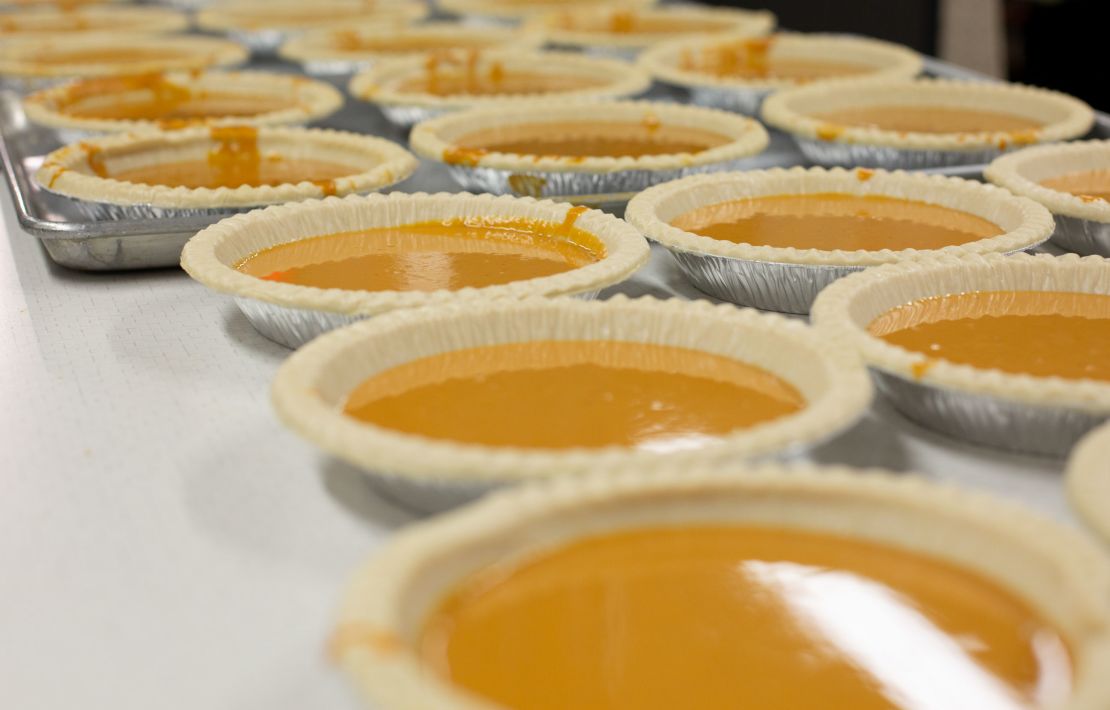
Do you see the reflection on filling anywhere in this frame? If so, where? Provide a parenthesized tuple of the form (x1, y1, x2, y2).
(419, 525, 1071, 710)
(814, 106, 1044, 134)
(870, 290, 1110, 381)
(680, 38, 870, 80)
(398, 56, 604, 96)
(1039, 169, 1110, 203)
(106, 126, 356, 190)
(342, 341, 804, 449)
(236, 212, 602, 292)
(670, 194, 1001, 251)
(449, 120, 731, 160)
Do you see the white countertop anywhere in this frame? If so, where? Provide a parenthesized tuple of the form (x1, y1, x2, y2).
(0, 162, 1074, 710)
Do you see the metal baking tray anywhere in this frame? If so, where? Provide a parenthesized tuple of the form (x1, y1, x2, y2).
(1, 54, 1106, 271)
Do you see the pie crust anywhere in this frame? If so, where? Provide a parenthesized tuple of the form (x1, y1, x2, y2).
(410, 100, 769, 175)
(197, 0, 427, 37)
(437, 0, 656, 24)
(348, 50, 652, 127)
(180, 193, 651, 346)
(985, 140, 1110, 257)
(638, 33, 922, 114)
(270, 295, 871, 494)
(763, 78, 1095, 154)
(23, 71, 344, 138)
(523, 6, 775, 54)
(1067, 421, 1110, 546)
(0, 34, 247, 94)
(279, 22, 543, 76)
(35, 126, 417, 212)
(332, 464, 1110, 710)
(0, 6, 187, 37)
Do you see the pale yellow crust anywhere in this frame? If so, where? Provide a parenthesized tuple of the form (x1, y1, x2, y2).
(0, 33, 247, 79)
(0, 6, 186, 37)
(810, 252, 1110, 414)
(410, 100, 769, 174)
(197, 0, 426, 33)
(181, 192, 650, 317)
(763, 78, 1095, 152)
(270, 295, 872, 483)
(624, 166, 1053, 267)
(334, 464, 1110, 710)
(438, 0, 656, 22)
(523, 6, 774, 51)
(23, 71, 344, 135)
(986, 140, 1110, 223)
(1067, 422, 1110, 546)
(638, 32, 922, 92)
(348, 50, 651, 112)
(35, 126, 417, 209)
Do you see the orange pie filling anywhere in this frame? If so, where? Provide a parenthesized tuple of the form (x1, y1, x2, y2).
(445, 120, 732, 162)
(556, 11, 732, 36)
(870, 290, 1110, 381)
(396, 57, 605, 97)
(416, 525, 1072, 710)
(670, 193, 1002, 251)
(814, 106, 1044, 135)
(1038, 169, 1110, 203)
(236, 212, 603, 292)
(341, 340, 804, 450)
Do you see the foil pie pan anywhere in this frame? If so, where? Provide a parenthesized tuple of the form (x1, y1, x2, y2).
(226, 29, 290, 56)
(56, 196, 250, 222)
(794, 137, 1003, 170)
(872, 368, 1106, 457)
(1051, 214, 1110, 257)
(379, 104, 448, 128)
(687, 85, 772, 117)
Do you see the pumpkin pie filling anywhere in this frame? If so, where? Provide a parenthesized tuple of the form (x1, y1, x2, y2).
(814, 106, 1044, 134)
(342, 340, 804, 450)
(236, 213, 603, 292)
(555, 11, 731, 36)
(1039, 169, 1110, 203)
(870, 290, 1110, 381)
(418, 525, 1071, 710)
(670, 194, 1002, 251)
(447, 120, 732, 160)
(396, 58, 604, 97)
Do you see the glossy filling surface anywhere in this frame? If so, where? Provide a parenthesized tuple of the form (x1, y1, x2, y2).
(870, 290, 1110, 381)
(236, 213, 603, 292)
(670, 194, 1001, 251)
(420, 525, 1071, 710)
(343, 341, 804, 450)
(1039, 169, 1110, 203)
(449, 120, 731, 160)
(815, 106, 1044, 134)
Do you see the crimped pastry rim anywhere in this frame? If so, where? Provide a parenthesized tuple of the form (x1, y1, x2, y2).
(624, 166, 1054, 267)
(638, 32, 922, 92)
(0, 33, 248, 79)
(0, 5, 187, 37)
(410, 100, 769, 174)
(1067, 422, 1110, 546)
(22, 71, 344, 135)
(270, 294, 872, 481)
(278, 22, 542, 66)
(809, 252, 1110, 414)
(437, 0, 656, 22)
(985, 140, 1110, 223)
(196, 0, 425, 33)
(762, 77, 1095, 152)
(333, 464, 1110, 710)
(35, 126, 417, 209)
(180, 192, 651, 317)
(523, 6, 774, 50)
(348, 50, 652, 111)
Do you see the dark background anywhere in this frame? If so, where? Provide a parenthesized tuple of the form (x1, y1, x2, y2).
(704, 0, 1109, 112)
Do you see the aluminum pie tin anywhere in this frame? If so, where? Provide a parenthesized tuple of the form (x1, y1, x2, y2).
(791, 137, 1007, 170)
(270, 295, 872, 513)
(984, 140, 1110, 257)
(179, 192, 651, 349)
(810, 253, 1110, 457)
(624, 166, 1055, 314)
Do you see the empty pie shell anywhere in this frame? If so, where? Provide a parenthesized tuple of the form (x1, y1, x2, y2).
(270, 295, 871, 511)
(180, 192, 651, 348)
(763, 78, 1095, 169)
(1067, 421, 1110, 546)
(410, 100, 769, 198)
(810, 253, 1110, 456)
(624, 166, 1053, 313)
(348, 50, 652, 127)
(985, 140, 1110, 257)
(332, 463, 1110, 709)
(638, 33, 922, 115)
